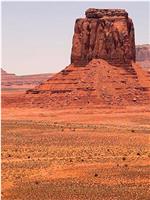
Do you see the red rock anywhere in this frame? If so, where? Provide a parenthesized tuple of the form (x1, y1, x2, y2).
(25, 9, 150, 107)
(71, 8, 135, 67)
(136, 44, 150, 61)
(136, 44, 150, 72)
(26, 59, 150, 107)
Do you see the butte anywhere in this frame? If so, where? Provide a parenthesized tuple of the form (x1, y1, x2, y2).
(27, 8, 150, 107)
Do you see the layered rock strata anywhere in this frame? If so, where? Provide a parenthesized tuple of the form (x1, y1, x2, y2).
(136, 44, 150, 61)
(1, 68, 53, 89)
(26, 9, 150, 107)
(71, 8, 135, 67)
(136, 44, 150, 72)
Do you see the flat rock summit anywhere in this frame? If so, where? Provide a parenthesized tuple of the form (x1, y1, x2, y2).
(25, 9, 150, 107)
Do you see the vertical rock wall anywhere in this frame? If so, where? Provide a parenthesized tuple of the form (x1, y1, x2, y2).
(71, 8, 135, 66)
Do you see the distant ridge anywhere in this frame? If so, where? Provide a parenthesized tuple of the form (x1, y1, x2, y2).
(1, 68, 54, 89)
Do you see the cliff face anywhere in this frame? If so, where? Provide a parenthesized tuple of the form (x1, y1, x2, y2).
(136, 44, 150, 71)
(136, 44, 150, 61)
(71, 8, 135, 67)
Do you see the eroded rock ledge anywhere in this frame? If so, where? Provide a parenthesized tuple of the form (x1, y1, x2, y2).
(85, 8, 128, 18)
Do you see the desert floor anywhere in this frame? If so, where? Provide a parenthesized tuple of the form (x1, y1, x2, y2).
(1, 90, 150, 200)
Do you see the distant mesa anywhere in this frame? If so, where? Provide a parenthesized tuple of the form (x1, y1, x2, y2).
(1, 68, 16, 76)
(1, 68, 54, 90)
(136, 44, 150, 61)
(85, 8, 128, 18)
(136, 44, 150, 71)
(14, 9, 150, 106)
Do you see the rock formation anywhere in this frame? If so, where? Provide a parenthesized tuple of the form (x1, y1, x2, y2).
(1, 68, 16, 77)
(71, 8, 135, 67)
(136, 44, 150, 71)
(136, 44, 150, 61)
(1, 68, 54, 89)
(26, 9, 150, 107)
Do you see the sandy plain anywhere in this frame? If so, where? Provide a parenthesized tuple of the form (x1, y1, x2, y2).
(1, 89, 150, 200)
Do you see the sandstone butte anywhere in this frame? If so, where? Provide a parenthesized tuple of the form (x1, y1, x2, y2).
(26, 9, 150, 107)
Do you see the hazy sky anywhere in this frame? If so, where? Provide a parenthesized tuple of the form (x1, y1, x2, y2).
(2, 1, 150, 75)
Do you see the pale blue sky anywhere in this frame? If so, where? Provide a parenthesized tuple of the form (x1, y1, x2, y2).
(2, 1, 150, 75)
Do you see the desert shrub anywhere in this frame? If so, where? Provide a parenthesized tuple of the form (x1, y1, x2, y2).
(122, 157, 126, 161)
(35, 181, 39, 185)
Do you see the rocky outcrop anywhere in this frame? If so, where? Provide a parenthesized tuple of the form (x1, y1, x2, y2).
(136, 44, 150, 72)
(25, 58, 150, 107)
(1, 68, 54, 89)
(26, 9, 150, 107)
(71, 8, 135, 66)
(1, 68, 15, 76)
(136, 44, 150, 61)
